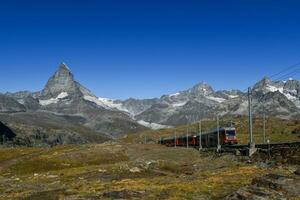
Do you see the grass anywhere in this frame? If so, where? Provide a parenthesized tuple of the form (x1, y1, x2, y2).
(0, 117, 299, 199)
(0, 144, 128, 176)
(0, 148, 40, 162)
(0, 143, 269, 199)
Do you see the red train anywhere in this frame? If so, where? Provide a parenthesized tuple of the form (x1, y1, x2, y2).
(160, 127, 238, 148)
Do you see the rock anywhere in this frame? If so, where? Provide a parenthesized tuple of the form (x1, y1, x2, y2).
(103, 189, 145, 199)
(61, 163, 71, 167)
(98, 169, 107, 173)
(144, 160, 157, 169)
(252, 174, 285, 189)
(225, 185, 285, 200)
(129, 167, 141, 173)
(294, 169, 300, 175)
(225, 173, 300, 199)
(47, 175, 59, 178)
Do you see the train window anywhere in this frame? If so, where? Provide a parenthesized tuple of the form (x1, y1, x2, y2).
(226, 130, 235, 136)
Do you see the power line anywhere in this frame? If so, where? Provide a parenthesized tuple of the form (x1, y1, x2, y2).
(269, 62, 300, 79)
(274, 69, 300, 82)
(242, 61, 300, 93)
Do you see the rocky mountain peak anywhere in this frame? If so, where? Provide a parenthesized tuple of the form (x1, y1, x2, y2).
(284, 79, 300, 92)
(59, 62, 71, 71)
(252, 77, 286, 93)
(253, 77, 273, 89)
(190, 82, 214, 95)
(41, 63, 78, 98)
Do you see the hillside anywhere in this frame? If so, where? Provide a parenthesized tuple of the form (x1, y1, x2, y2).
(0, 112, 109, 146)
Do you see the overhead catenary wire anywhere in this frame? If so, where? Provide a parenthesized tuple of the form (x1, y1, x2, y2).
(269, 62, 300, 79)
(240, 61, 300, 93)
(273, 68, 300, 82)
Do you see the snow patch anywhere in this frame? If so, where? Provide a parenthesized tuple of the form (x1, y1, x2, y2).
(228, 95, 239, 98)
(266, 85, 283, 93)
(137, 120, 172, 130)
(57, 92, 68, 99)
(83, 95, 130, 113)
(169, 92, 180, 97)
(283, 93, 297, 101)
(206, 96, 226, 103)
(172, 101, 187, 107)
(286, 89, 297, 95)
(39, 92, 68, 106)
(61, 62, 70, 70)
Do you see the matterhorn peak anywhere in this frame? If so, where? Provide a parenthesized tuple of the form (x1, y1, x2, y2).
(40, 63, 78, 98)
(59, 62, 71, 71)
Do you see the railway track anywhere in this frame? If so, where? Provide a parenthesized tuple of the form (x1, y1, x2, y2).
(224, 141, 300, 150)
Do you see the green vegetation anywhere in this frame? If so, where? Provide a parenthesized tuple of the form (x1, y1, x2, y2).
(0, 142, 293, 199)
(0, 117, 299, 199)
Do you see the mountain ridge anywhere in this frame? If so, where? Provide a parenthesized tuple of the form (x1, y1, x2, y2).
(1, 63, 300, 142)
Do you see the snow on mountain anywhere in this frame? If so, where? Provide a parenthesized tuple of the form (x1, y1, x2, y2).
(228, 95, 239, 98)
(40, 63, 78, 99)
(266, 85, 284, 93)
(253, 77, 300, 103)
(39, 92, 68, 106)
(137, 120, 172, 130)
(83, 95, 130, 113)
(171, 101, 188, 107)
(283, 93, 297, 101)
(206, 96, 226, 103)
(169, 92, 180, 97)
(189, 82, 214, 95)
(6, 62, 300, 132)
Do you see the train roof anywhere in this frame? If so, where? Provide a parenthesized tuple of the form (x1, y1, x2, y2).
(161, 127, 235, 141)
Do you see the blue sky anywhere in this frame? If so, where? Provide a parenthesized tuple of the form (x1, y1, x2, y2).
(1, 0, 300, 99)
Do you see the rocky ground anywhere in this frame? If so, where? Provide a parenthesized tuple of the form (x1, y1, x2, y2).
(0, 141, 299, 200)
(226, 171, 300, 200)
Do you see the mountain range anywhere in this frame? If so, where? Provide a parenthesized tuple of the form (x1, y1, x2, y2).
(1, 63, 300, 145)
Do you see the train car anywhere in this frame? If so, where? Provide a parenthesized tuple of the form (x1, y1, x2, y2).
(160, 127, 238, 148)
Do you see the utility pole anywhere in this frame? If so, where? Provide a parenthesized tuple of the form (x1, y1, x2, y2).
(263, 112, 266, 144)
(248, 87, 253, 144)
(174, 130, 177, 148)
(186, 128, 189, 148)
(199, 120, 202, 150)
(217, 115, 221, 152)
(248, 87, 256, 156)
